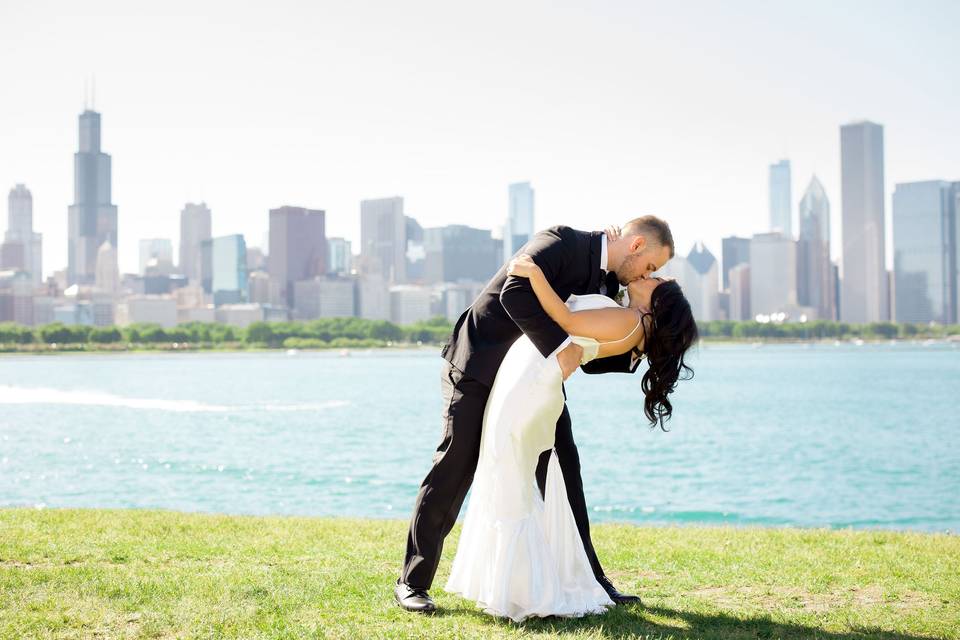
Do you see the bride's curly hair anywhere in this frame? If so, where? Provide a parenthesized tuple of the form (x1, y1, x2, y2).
(638, 279, 698, 430)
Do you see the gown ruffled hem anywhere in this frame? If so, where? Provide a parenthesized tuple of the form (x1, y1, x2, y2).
(444, 450, 615, 622)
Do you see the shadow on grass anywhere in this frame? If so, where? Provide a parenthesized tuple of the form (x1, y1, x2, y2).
(434, 603, 937, 639)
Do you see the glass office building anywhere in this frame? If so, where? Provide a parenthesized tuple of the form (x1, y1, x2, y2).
(892, 180, 959, 324)
(209, 234, 248, 305)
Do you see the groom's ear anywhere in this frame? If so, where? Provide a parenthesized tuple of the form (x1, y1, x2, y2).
(631, 235, 647, 253)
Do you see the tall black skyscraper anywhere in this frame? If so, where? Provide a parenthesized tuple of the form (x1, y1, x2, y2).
(67, 109, 117, 285)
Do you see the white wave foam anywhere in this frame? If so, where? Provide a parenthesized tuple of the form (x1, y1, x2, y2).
(0, 386, 350, 413)
(0, 385, 231, 412)
(258, 401, 351, 411)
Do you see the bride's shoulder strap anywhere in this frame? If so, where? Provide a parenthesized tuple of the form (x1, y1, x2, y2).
(595, 308, 643, 346)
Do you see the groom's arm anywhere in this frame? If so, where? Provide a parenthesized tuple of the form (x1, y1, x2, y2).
(499, 226, 575, 359)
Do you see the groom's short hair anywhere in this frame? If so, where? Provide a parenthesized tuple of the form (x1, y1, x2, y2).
(623, 215, 675, 258)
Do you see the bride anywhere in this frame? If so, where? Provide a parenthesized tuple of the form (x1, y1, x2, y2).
(444, 254, 698, 622)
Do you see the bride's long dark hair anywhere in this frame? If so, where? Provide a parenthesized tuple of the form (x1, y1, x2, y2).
(638, 279, 698, 430)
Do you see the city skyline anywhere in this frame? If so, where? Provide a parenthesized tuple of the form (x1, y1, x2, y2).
(3, 101, 959, 327)
(1, 2, 958, 276)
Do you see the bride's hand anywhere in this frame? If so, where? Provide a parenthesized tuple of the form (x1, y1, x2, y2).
(507, 254, 541, 279)
(604, 225, 621, 243)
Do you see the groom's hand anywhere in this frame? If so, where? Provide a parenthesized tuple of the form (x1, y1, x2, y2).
(557, 342, 584, 381)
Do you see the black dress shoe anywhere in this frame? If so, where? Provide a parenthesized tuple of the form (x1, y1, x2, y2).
(394, 579, 437, 613)
(597, 575, 642, 605)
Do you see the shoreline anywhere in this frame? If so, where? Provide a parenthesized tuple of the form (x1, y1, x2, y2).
(1, 506, 955, 536)
(2, 335, 958, 355)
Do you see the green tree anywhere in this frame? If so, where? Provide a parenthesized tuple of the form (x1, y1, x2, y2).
(0, 322, 35, 344)
(89, 327, 123, 343)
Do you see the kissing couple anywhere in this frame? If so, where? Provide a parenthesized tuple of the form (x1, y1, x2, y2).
(395, 216, 699, 621)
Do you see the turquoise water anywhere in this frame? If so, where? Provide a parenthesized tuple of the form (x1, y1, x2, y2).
(1, 343, 957, 532)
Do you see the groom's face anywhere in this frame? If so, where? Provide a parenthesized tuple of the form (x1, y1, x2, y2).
(617, 236, 672, 285)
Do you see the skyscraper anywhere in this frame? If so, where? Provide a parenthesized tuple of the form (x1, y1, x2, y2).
(94, 241, 119, 294)
(892, 180, 959, 324)
(504, 182, 535, 261)
(721, 236, 751, 290)
(769, 160, 792, 237)
(268, 205, 326, 308)
(728, 263, 751, 321)
(750, 232, 797, 316)
(360, 196, 406, 283)
(179, 202, 212, 282)
(797, 175, 835, 320)
(424, 224, 501, 284)
(685, 242, 720, 322)
(210, 234, 248, 305)
(67, 109, 117, 286)
(840, 120, 887, 323)
(3, 184, 42, 285)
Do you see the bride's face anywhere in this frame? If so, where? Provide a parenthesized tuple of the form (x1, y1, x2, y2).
(626, 276, 665, 311)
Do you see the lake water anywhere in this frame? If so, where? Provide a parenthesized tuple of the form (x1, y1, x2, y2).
(1, 343, 958, 532)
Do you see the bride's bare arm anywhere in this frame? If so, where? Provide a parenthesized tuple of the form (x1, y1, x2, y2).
(507, 255, 643, 351)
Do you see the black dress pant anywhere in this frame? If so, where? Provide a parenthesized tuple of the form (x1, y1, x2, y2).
(401, 360, 605, 590)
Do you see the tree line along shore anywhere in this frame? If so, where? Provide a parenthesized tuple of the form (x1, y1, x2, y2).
(0, 317, 958, 353)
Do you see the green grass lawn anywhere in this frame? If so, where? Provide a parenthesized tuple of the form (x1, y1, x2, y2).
(1, 508, 957, 639)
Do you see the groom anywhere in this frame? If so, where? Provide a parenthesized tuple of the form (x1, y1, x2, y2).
(395, 216, 675, 613)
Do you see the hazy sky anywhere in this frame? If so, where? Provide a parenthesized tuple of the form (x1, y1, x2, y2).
(1, 0, 957, 275)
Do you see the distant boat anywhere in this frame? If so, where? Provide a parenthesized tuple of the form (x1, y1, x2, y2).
(853, 339, 865, 346)
(286, 349, 299, 356)
(339, 349, 350, 357)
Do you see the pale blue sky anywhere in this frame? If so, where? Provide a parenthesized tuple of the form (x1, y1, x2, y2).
(1, 0, 957, 274)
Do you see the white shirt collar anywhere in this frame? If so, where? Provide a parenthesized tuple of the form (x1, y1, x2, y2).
(600, 233, 608, 272)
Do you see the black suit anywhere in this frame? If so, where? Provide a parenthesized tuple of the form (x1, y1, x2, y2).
(401, 225, 640, 590)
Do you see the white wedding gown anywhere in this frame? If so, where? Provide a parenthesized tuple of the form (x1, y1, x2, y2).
(444, 294, 627, 622)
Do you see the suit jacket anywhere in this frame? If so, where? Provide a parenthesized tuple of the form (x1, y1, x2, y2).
(441, 225, 641, 387)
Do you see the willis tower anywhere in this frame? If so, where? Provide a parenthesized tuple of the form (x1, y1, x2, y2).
(67, 109, 117, 285)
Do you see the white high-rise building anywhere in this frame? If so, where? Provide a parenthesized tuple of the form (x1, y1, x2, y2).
(360, 197, 406, 283)
(840, 121, 888, 323)
(750, 232, 797, 317)
(728, 263, 751, 321)
(686, 242, 720, 322)
(179, 202, 212, 282)
(504, 182, 535, 262)
(94, 241, 119, 295)
(4, 184, 42, 286)
(769, 160, 792, 237)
